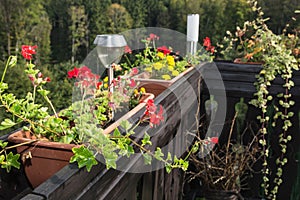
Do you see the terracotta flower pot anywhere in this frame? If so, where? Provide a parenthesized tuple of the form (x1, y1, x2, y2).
(7, 93, 154, 188)
(134, 67, 194, 96)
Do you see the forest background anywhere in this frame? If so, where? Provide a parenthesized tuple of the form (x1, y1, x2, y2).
(0, 0, 299, 134)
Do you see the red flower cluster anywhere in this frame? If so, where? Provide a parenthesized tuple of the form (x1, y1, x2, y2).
(68, 66, 101, 89)
(210, 137, 219, 144)
(129, 67, 139, 76)
(157, 46, 171, 55)
(143, 99, 164, 127)
(203, 136, 219, 145)
(203, 37, 215, 54)
(124, 45, 132, 54)
(147, 33, 159, 41)
(21, 45, 37, 60)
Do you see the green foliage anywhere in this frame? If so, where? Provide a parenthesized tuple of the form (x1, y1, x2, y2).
(70, 146, 98, 172)
(120, 0, 148, 28)
(69, 5, 89, 64)
(0, 0, 51, 62)
(1, 0, 300, 64)
(107, 3, 133, 33)
(0, 52, 189, 175)
(239, 1, 300, 199)
(1, 152, 21, 172)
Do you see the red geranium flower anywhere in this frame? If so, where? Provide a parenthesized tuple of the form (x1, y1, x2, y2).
(44, 77, 51, 82)
(21, 45, 37, 60)
(149, 105, 164, 126)
(68, 67, 79, 78)
(203, 37, 211, 48)
(147, 33, 159, 41)
(203, 37, 215, 54)
(96, 82, 102, 90)
(129, 79, 136, 88)
(142, 99, 164, 127)
(210, 137, 219, 144)
(125, 45, 132, 54)
(130, 68, 139, 76)
(157, 46, 171, 55)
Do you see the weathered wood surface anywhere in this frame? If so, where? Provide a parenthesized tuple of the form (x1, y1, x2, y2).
(17, 62, 205, 200)
(210, 61, 300, 98)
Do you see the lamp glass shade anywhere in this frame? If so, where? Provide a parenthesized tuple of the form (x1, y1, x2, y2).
(94, 34, 127, 68)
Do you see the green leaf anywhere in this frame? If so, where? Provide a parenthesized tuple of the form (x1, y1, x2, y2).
(103, 151, 118, 169)
(120, 120, 132, 131)
(142, 133, 152, 146)
(1, 152, 20, 172)
(8, 56, 17, 68)
(166, 152, 172, 161)
(0, 119, 16, 130)
(142, 153, 152, 165)
(0, 155, 5, 163)
(191, 143, 199, 153)
(37, 89, 50, 97)
(0, 82, 8, 91)
(59, 134, 74, 144)
(113, 128, 121, 137)
(70, 146, 98, 172)
(0, 140, 8, 148)
(165, 163, 172, 174)
(154, 147, 164, 161)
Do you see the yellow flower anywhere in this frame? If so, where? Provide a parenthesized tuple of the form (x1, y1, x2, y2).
(153, 62, 163, 70)
(166, 55, 175, 66)
(140, 87, 146, 93)
(103, 76, 108, 82)
(134, 89, 139, 95)
(162, 74, 171, 80)
(145, 67, 152, 73)
(168, 65, 174, 71)
(104, 83, 108, 88)
(157, 51, 165, 59)
(172, 70, 179, 76)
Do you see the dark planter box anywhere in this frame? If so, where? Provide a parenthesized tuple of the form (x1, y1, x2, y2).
(197, 60, 300, 199)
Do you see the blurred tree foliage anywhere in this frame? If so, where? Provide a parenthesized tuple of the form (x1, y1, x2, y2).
(0, 0, 299, 136)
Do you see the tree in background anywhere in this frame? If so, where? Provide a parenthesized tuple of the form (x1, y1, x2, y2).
(120, 0, 148, 28)
(258, 0, 300, 34)
(0, 0, 51, 63)
(45, 0, 72, 63)
(107, 3, 133, 33)
(69, 5, 89, 64)
(84, 0, 112, 52)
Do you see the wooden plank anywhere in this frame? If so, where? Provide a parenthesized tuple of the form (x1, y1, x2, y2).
(153, 169, 164, 200)
(201, 62, 300, 98)
(20, 194, 45, 200)
(29, 163, 104, 200)
(142, 173, 153, 200)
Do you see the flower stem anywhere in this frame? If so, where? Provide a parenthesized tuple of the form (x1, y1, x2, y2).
(124, 55, 132, 67)
(33, 85, 37, 104)
(1, 56, 13, 83)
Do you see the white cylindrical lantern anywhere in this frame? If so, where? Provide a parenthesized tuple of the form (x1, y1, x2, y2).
(187, 14, 199, 56)
(187, 14, 199, 42)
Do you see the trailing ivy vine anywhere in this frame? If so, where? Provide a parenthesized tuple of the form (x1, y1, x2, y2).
(248, 2, 300, 199)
